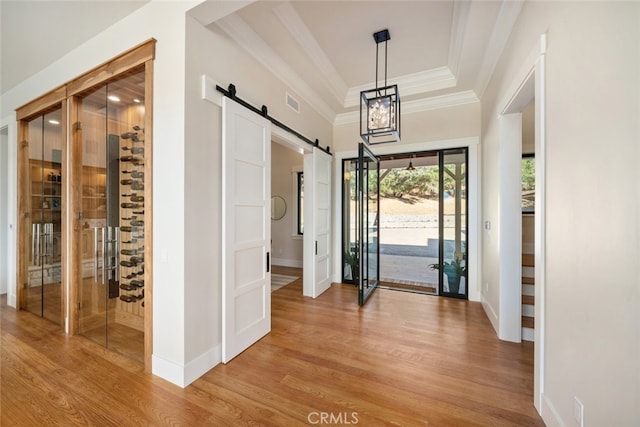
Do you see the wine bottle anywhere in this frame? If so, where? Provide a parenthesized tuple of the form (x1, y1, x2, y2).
(120, 179, 142, 186)
(119, 283, 137, 291)
(120, 155, 143, 162)
(130, 196, 144, 202)
(130, 279, 144, 287)
(120, 203, 143, 209)
(130, 220, 144, 227)
(131, 171, 144, 179)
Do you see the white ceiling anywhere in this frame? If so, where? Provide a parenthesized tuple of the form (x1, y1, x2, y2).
(1, 0, 522, 123)
(210, 0, 522, 122)
(0, 0, 149, 93)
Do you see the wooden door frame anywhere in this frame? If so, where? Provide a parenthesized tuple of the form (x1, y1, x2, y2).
(497, 34, 547, 412)
(15, 39, 156, 372)
(16, 91, 68, 326)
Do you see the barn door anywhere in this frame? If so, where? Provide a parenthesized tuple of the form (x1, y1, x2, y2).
(222, 98, 271, 363)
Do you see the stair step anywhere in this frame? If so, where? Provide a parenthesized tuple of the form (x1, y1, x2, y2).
(522, 295, 534, 305)
(522, 266, 535, 278)
(522, 276, 535, 285)
(522, 253, 535, 267)
(522, 316, 534, 329)
(522, 327, 534, 342)
(522, 304, 535, 317)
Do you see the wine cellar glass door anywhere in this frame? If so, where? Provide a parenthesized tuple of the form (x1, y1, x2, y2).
(76, 70, 146, 362)
(23, 109, 64, 324)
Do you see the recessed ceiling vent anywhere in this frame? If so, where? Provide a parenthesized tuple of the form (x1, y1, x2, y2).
(286, 92, 300, 113)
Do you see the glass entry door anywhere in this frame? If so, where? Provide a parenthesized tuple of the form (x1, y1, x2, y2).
(439, 148, 468, 297)
(357, 143, 380, 306)
(342, 147, 468, 299)
(75, 69, 146, 362)
(23, 109, 64, 324)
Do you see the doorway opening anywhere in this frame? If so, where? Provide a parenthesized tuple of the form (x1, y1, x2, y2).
(270, 141, 304, 292)
(1, 126, 9, 298)
(342, 147, 468, 299)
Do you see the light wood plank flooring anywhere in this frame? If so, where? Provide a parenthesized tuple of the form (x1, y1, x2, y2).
(1, 275, 543, 426)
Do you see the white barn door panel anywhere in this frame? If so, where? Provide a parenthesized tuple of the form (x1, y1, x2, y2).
(222, 98, 271, 363)
(303, 147, 332, 298)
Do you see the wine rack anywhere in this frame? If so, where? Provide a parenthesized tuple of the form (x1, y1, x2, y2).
(116, 124, 145, 329)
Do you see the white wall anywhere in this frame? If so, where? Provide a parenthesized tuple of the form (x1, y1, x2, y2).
(0, 116, 17, 306)
(522, 100, 534, 254)
(482, 1, 640, 425)
(522, 100, 535, 155)
(0, 126, 8, 295)
(333, 102, 480, 153)
(183, 7, 332, 384)
(271, 142, 303, 267)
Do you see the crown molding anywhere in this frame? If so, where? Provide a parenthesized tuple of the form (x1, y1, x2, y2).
(273, 2, 348, 105)
(334, 90, 478, 126)
(343, 67, 456, 108)
(448, 0, 471, 78)
(215, 13, 336, 123)
(474, 0, 524, 98)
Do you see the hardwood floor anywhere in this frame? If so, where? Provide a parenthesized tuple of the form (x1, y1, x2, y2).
(1, 278, 543, 426)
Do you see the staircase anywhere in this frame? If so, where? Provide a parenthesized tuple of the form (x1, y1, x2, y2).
(521, 253, 535, 341)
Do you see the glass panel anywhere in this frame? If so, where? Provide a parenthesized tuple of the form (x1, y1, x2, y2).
(42, 109, 63, 323)
(342, 159, 357, 283)
(377, 152, 440, 294)
(522, 155, 535, 213)
(25, 109, 63, 323)
(297, 172, 304, 234)
(343, 147, 469, 299)
(78, 85, 108, 348)
(77, 70, 145, 362)
(26, 116, 44, 318)
(441, 149, 467, 297)
(357, 143, 380, 306)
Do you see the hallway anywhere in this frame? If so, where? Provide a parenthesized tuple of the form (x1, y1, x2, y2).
(2, 280, 542, 425)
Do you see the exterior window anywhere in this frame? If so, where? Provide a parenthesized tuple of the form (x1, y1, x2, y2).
(297, 172, 304, 234)
(522, 154, 535, 213)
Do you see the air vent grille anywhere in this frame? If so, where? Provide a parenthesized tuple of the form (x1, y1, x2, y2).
(286, 93, 300, 113)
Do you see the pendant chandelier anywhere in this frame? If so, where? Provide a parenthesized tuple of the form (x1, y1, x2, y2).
(360, 29, 401, 145)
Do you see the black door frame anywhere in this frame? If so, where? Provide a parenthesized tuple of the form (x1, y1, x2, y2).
(342, 147, 469, 300)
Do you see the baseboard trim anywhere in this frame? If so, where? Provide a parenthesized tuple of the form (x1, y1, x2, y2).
(272, 258, 303, 268)
(7, 293, 16, 308)
(481, 298, 499, 336)
(184, 345, 221, 386)
(152, 355, 187, 387)
(152, 345, 221, 388)
(541, 393, 565, 427)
